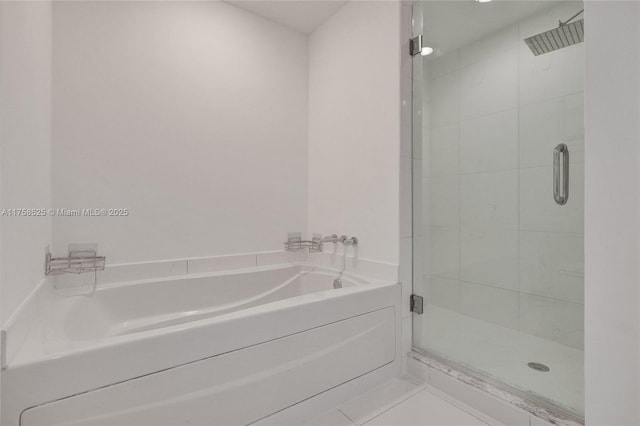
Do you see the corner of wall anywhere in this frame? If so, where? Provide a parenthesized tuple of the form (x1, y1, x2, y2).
(584, 2, 640, 425)
(307, 1, 402, 266)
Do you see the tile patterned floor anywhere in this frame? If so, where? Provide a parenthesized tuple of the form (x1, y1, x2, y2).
(305, 377, 505, 426)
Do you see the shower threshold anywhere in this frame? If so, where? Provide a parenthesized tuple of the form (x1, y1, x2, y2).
(408, 350, 584, 426)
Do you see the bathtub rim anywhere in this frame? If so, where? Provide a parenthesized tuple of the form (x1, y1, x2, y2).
(50, 264, 366, 344)
(73, 263, 369, 293)
(8, 263, 394, 368)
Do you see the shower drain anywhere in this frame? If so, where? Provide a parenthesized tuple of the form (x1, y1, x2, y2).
(527, 362, 550, 372)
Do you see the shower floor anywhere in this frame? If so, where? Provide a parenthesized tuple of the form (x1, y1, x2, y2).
(415, 305, 584, 417)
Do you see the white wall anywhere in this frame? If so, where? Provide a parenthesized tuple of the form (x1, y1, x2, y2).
(52, 1, 308, 264)
(308, 1, 401, 265)
(420, 2, 584, 349)
(0, 1, 52, 325)
(584, 2, 640, 425)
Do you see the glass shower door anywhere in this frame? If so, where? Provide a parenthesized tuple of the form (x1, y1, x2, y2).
(411, 1, 585, 419)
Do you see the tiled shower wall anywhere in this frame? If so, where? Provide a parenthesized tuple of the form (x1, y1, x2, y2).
(420, 3, 584, 349)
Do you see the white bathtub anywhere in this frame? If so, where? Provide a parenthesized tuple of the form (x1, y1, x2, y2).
(1, 264, 399, 425)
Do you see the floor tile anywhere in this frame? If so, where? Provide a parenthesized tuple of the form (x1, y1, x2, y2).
(339, 377, 424, 425)
(363, 389, 489, 426)
(428, 372, 528, 426)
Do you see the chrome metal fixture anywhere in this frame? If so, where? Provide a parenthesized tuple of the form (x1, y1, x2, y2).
(527, 362, 551, 372)
(45, 248, 105, 275)
(410, 35, 433, 57)
(524, 9, 584, 56)
(410, 294, 424, 314)
(285, 233, 358, 252)
(284, 232, 323, 252)
(321, 234, 346, 244)
(410, 35, 423, 56)
(333, 278, 343, 289)
(342, 235, 359, 246)
(553, 143, 569, 205)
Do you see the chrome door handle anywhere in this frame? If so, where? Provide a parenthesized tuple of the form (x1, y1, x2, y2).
(553, 144, 569, 205)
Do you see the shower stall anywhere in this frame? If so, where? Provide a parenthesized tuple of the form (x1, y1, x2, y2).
(411, 0, 584, 421)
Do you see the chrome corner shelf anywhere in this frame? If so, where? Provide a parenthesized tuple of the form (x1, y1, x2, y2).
(45, 251, 106, 275)
(285, 232, 323, 253)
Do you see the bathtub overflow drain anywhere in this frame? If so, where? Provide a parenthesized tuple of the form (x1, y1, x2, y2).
(333, 278, 343, 289)
(527, 362, 550, 372)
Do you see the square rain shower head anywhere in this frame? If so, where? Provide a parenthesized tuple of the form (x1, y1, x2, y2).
(524, 19, 584, 56)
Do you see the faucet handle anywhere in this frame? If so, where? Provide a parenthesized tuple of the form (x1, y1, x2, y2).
(343, 236, 358, 246)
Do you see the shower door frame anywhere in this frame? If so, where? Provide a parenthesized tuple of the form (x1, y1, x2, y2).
(406, 2, 585, 424)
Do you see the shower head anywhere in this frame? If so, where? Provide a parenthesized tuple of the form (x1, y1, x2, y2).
(524, 10, 584, 56)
